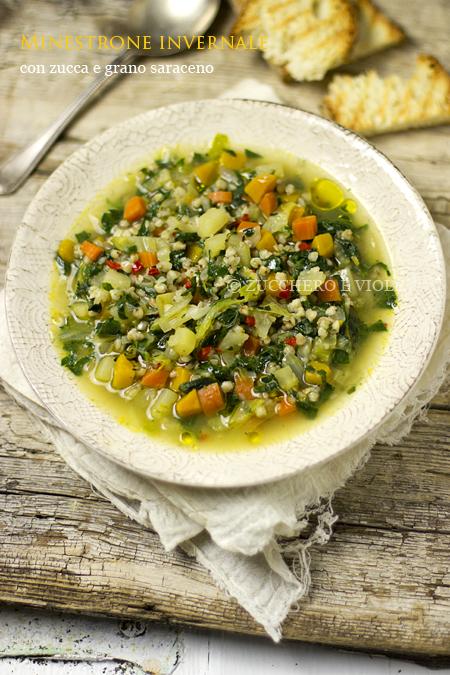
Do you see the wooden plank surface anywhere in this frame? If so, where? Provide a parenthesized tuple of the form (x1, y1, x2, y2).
(0, 0, 449, 660)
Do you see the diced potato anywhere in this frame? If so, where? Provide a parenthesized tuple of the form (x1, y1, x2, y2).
(220, 150, 246, 170)
(244, 174, 277, 203)
(198, 207, 230, 238)
(112, 354, 134, 389)
(168, 326, 197, 356)
(194, 161, 218, 186)
(205, 231, 228, 257)
(296, 268, 326, 296)
(102, 268, 131, 290)
(95, 356, 115, 383)
(176, 389, 202, 417)
(155, 292, 175, 314)
(228, 233, 251, 266)
(274, 365, 298, 391)
(58, 239, 75, 263)
(312, 233, 334, 258)
(219, 325, 248, 352)
(264, 202, 294, 233)
(150, 388, 178, 420)
(111, 236, 157, 252)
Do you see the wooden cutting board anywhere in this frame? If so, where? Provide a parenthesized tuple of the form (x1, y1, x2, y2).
(0, 0, 449, 662)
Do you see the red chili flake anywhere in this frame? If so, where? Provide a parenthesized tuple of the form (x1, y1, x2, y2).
(184, 279, 192, 289)
(240, 213, 250, 222)
(131, 260, 144, 274)
(106, 259, 121, 270)
(284, 336, 297, 346)
(298, 242, 312, 251)
(147, 266, 160, 276)
(279, 289, 291, 300)
(244, 315, 256, 327)
(198, 346, 213, 361)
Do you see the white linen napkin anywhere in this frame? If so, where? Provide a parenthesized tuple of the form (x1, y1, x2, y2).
(1, 82, 449, 640)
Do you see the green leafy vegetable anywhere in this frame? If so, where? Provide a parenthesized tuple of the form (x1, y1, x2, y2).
(101, 208, 122, 233)
(95, 318, 122, 336)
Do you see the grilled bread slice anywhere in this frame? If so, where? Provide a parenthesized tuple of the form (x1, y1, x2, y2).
(349, 0, 405, 61)
(233, 0, 356, 82)
(323, 54, 450, 135)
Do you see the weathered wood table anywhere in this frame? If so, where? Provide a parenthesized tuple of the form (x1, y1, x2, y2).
(0, 0, 449, 662)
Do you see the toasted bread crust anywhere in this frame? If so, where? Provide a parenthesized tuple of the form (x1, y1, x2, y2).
(323, 54, 450, 135)
(349, 0, 405, 61)
(232, 0, 356, 82)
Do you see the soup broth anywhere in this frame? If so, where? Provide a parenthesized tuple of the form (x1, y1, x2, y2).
(51, 136, 396, 451)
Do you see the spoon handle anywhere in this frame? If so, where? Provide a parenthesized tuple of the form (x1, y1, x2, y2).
(0, 50, 136, 195)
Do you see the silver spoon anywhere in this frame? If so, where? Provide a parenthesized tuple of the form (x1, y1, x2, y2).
(0, 0, 220, 195)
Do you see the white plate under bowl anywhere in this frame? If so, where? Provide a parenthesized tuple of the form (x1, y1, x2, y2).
(5, 100, 445, 487)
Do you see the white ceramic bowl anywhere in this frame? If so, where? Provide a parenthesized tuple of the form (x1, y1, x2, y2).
(5, 99, 445, 487)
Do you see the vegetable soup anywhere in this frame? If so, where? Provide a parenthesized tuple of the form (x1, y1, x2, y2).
(51, 135, 396, 450)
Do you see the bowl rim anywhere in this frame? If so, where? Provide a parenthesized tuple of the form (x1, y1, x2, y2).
(5, 98, 446, 487)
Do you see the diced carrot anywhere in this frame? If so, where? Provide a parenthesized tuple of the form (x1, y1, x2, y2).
(316, 278, 342, 303)
(237, 221, 260, 232)
(208, 191, 232, 204)
(141, 365, 170, 389)
(243, 335, 260, 356)
(259, 191, 278, 216)
(198, 382, 225, 416)
(276, 397, 297, 416)
(124, 196, 147, 223)
(244, 175, 277, 203)
(235, 375, 255, 400)
(256, 229, 276, 251)
(139, 251, 158, 267)
(176, 389, 202, 418)
(194, 161, 218, 186)
(292, 215, 318, 241)
(171, 366, 191, 391)
(80, 240, 104, 261)
(288, 205, 305, 224)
